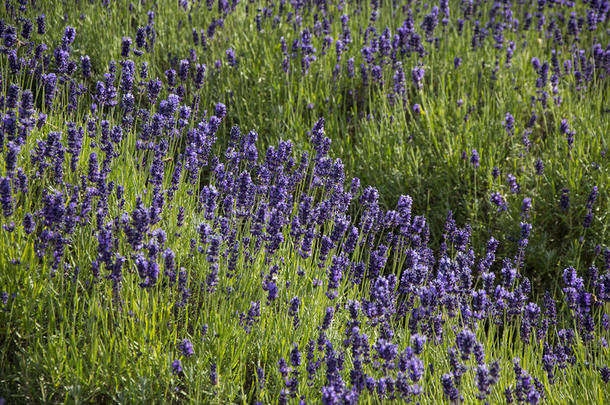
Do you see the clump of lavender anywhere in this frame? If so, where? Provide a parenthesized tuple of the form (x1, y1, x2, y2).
(504, 112, 515, 135)
(490, 192, 507, 212)
(179, 339, 194, 357)
(559, 119, 575, 154)
(0, 178, 13, 217)
(171, 359, 183, 375)
(411, 66, 425, 89)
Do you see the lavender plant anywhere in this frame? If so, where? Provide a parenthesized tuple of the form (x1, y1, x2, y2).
(0, 0, 609, 404)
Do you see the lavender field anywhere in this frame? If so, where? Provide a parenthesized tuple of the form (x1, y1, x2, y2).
(0, 0, 609, 403)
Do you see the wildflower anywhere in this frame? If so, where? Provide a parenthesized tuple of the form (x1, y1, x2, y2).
(62, 26, 76, 46)
(210, 363, 218, 385)
(407, 356, 424, 382)
(179, 339, 194, 357)
(43, 74, 57, 108)
(6, 84, 19, 110)
(535, 158, 544, 175)
(490, 192, 507, 211)
(3, 25, 17, 48)
(179, 59, 189, 81)
(504, 112, 515, 135)
(0, 178, 13, 217)
(37, 14, 46, 35)
(587, 186, 598, 208)
(171, 359, 183, 375)
(23, 212, 36, 235)
(470, 149, 480, 168)
(226, 48, 237, 67)
(600, 367, 610, 383)
(327, 255, 346, 292)
(5, 142, 19, 177)
(255, 366, 265, 390)
(441, 373, 461, 402)
(411, 66, 425, 89)
(215, 102, 227, 119)
(521, 198, 532, 218)
(456, 329, 477, 361)
(121, 37, 131, 58)
(507, 174, 520, 194)
(79, 55, 92, 79)
(321, 306, 334, 330)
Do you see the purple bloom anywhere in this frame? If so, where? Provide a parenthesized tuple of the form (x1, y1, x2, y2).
(507, 174, 520, 194)
(62, 26, 76, 46)
(121, 37, 131, 58)
(534, 158, 544, 175)
(521, 198, 532, 218)
(23, 212, 36, 235)
(327, 255, 346, 292)
(3, 25, 17, 48)
(475, 364, 493, 399)
(215, 102, 227, 119)
(321, 306, 334, 330)
(368, 245, 388, 279)
(0, 178, 13, 217)
(6, 84, 19, 110)
(171, 359, 183, 375)
(504, 112, 515, 135)
(179, 338, 194, 357)
(411, 66, 425, 89)
(411, 334, 427, 355)
(241, 301, 261, 332)
(490, 192, 507, 212)
(374, 338, 398, 363)
(43, 74, 57, 108)
(456, 329, 477, 361)
(226, 48, 237, 67)
(470, 149, 480, 168)
(20, 89, 34, 119)
(37, 14, 46, 35)
(81, 55, 91, 78)
(179, 59, 189, 82)
(601, 367, 610, 383)
(407, 357, 424, 383)
(120, 61, 135, 93)
(321, 386, 339, 405)
(290, 344, 301, 367)
(264, 279, 277, 303)
(194, 63, 206, 88)
(5, 142, 19, 177)
(210, 363, 218, 385)
(442, 373, 461, 402)
(257, 366, 265, 390)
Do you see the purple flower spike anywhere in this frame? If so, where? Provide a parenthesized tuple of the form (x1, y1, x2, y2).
(179, 338, 194, 357)
(0, 178, 14, 217)
(171, 359, 183, 375)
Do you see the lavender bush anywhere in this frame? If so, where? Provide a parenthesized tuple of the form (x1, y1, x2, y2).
(0, 0, 608, 403)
